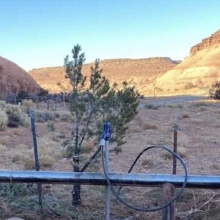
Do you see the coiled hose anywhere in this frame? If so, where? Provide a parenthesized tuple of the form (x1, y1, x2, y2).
(101, 145, 188, 212)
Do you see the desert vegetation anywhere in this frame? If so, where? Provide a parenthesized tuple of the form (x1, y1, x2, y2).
(1, 94, 220, 219)
(0, 44, 220, 219)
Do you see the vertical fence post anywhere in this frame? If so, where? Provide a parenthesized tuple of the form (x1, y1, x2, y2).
(29, 108, 43, 213)
(162, 183, 176, 220)
(101, 122, 111, 220)
(162, 123, 178, 220)
(105, 139, 110, 220)
(173, 123, 178, 175)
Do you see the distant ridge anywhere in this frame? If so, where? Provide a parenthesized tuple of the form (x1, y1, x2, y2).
(29, 57, 179, 95)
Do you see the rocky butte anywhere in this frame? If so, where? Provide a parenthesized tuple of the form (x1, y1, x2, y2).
(29, 57, 180, 95)
(156, 29, 220, 95)
(0, 56, 40, 97)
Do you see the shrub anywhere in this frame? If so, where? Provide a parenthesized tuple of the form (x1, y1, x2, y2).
(0, 109, 8, 131)
(16, 90, 29, 102)
(12, 155, 21, 163)
(34, 110, 55, 122)
(5, 104, 29, 127)
(23, 153, 56, 169)
(184, 82, 196, 90)
(0, 100, 6, 109)
(209, 81, 220, 100)
(21, 99, 36, 110)
(59, 111, 72, 121)
(113, 146, 122, 154)
(144, 103, 159, 110)
(47, 121, 55, 132)
(181, 113, 190, 119)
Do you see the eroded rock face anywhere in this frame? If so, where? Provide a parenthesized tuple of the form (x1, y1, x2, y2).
(0, 56, 40, 97)
(29, 57, 179, 95)
(156, 29, 220, 95)
(190, 29, 220, 55)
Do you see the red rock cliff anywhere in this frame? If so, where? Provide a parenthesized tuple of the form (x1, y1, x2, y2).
(190, 29, 220, 55)
(0, 56, 40, 96)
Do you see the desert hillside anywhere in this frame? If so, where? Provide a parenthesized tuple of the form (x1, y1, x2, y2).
(0, 56, 40, 97)
(156, 29, 220, 95)
(29, 57, 180, 94)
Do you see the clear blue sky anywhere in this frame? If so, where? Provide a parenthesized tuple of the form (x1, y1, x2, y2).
(0, 0, 219, 71)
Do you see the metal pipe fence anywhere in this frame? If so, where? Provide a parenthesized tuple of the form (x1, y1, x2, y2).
(1, 171, 220, 189)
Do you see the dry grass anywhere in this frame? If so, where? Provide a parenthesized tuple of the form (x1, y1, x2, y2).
(12, 129, 23, 136)
(128, 124, 142, 133)
(141, 122, 158, 130)
(81, 140, 95, 154)
(1, 99, 220, 219)
(23, 154, 56, 169)
(128, 120, 157, 133)
(141, 156, 154, 167)
(162, 146, 187, 160)
(0, 137, 8, 146)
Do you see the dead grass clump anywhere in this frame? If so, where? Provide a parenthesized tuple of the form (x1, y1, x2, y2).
(17, 144, 29, 149)
(128, 125, 142, 133)
(0, 137, 8, 146)
(13, 129, 23, 136)
(141, 156, 154, 167)
(162, 147, 187, 160)
(141, 122, 157, 130)
(23, 154, 56, 169)
(0, 144, 7, 153)
(22, 136, 62, 169)
(50, 133, 60, 142)
(144, 103, 160, 110)
(81, 141, 94, 154)
(181, 113, 190, 119)
(12, 154, 22, 163)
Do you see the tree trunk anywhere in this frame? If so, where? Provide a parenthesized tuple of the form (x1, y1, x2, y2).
(72, 154, 81, 206)
(72, 119, 81, 206)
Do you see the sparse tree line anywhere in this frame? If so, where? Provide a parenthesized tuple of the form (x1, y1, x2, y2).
(0, 88, 72, 104)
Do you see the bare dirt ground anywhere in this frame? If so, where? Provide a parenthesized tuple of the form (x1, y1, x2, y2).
(1, 97, 220, 219)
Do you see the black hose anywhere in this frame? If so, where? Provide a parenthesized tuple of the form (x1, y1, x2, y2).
(101, 145, 188, 212)
(80, 146, 101, 172)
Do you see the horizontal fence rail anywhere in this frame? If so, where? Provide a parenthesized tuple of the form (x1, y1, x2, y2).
(0, 171, 220, 189)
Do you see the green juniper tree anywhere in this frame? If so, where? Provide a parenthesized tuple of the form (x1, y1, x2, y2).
(62, 44, 140, 206)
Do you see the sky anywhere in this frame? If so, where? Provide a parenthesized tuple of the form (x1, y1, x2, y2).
(0, 0, 219, 71)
